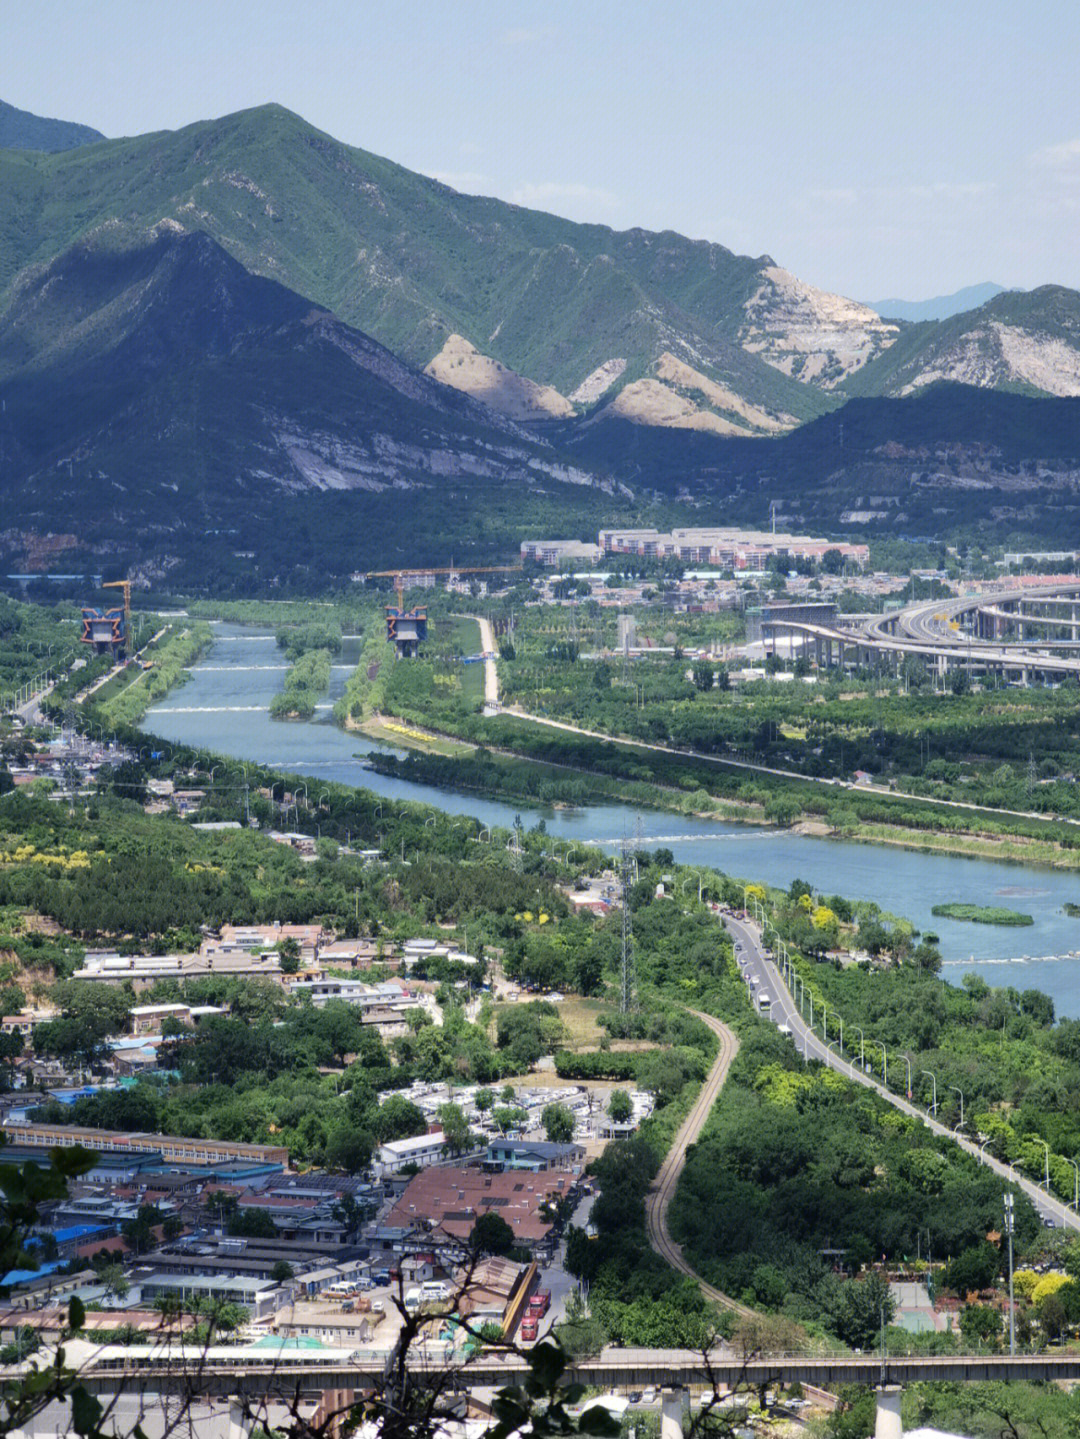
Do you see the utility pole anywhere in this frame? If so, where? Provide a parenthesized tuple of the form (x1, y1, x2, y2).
(620, 837, 635, 1014)
(1004, 1193, 1015, 1356)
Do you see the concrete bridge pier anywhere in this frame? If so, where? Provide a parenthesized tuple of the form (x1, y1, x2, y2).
(875, 1386, 903, 1438)
(660, 1387, 687, 1439)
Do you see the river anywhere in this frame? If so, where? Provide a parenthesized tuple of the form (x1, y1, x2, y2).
(142, 625, 1080, 1015)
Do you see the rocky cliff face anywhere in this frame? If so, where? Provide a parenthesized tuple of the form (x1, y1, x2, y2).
(741, 267, 900, 387)
(895, 322, 1080, 397)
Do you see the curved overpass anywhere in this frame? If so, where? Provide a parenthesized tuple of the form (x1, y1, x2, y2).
(763, 581, 1080, 681)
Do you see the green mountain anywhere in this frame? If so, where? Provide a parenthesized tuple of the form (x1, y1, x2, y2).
(844, 287, 1080, 399)
(0, 225, 624, 587)
(0, 103, 854, 428)
(558, 384, 1080, 544)
(0, 98, 103, 153)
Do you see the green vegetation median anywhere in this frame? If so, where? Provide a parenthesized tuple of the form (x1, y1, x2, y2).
(91, 623, 213, 726)
(270, 648, 332, 719)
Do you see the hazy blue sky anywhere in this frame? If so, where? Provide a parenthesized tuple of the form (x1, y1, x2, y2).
(5, 0, 1080, 298)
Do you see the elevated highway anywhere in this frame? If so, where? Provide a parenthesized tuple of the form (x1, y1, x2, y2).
(763, 581, 1080, 682)
(67, 1345, 1080, 1400)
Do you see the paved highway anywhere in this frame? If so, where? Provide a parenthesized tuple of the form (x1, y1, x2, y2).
(723, 910, 1080, 1235)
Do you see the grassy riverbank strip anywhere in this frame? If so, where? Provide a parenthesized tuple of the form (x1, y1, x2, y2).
(359, 704, 1080, 869)
(88, 622, 214, 726)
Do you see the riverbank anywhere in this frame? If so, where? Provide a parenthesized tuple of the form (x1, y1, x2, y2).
(136, 623, 1080, 995)
(86, 622, 214, 726)
(352, 714, 474, 758)
(363, 706, 1080, 872)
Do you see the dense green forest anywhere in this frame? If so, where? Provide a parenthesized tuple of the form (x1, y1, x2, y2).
(670, 1023, 1040, 1324)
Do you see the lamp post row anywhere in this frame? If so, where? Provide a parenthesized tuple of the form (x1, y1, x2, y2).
(742, 888, 1080, 1210)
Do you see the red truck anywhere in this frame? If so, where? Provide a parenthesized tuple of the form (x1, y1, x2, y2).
(519, 1317, 538, 1343)
(527, 1290, 551, 1318)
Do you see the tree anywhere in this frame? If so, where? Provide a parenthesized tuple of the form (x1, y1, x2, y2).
(278, 940, 301, 975)
(692, 662, 714, 692)
(470, 1211, 516, 1257)
(820, 1273, 895, 1349)
(1039, 1291, 1068, 1343)
(98, 1262, 129, 1303)
(542, 1103, 575, 1143)
(228, 1206, 277, 1239)
(912, 941, 942, 975)
(493, 1105, 528, 1134)
(475, 1087, 494, 1114)
(607, 1090, 633, 1124)
(372, 1095, 427, 1144)
(437, 1102, 471, 1153)
(271, 1260, 295, 1283)
(121, 1203, 161, 1256)
(959, 1303, 1002, 1349)
(944, 1243, 1000, 1296)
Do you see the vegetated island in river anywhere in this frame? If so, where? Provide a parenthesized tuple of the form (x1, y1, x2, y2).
(931, 902, 1034, 926)
(1065, 903, 1080, 918)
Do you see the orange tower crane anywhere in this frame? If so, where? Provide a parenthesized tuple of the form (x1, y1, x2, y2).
(360, 565, 522, 608)
(102, 580, 133, 656)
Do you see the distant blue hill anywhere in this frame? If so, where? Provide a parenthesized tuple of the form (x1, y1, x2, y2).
(864, 282, 1010, 323)
(0, 98, 104, 153)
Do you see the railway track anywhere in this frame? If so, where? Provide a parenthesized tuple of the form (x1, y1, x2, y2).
(643, 1009, 756, 1318)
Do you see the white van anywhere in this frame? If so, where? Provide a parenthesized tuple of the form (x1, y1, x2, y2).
(759, 996, 772, 1011)
(421, 1280, 451, 1302)
(404, 1287, 422, 1313)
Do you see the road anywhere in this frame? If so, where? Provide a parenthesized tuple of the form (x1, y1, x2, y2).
(643, 1009, 755, 1317)
(474, 614, 500, 707)
(493, 702, 1078, 830)
(724, 911, 1080, 1234)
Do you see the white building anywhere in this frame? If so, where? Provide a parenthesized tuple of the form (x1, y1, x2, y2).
(374, 1130, 447, 1177)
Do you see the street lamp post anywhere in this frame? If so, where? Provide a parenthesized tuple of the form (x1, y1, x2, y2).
(873, 1041, 887, 1087)
(902, 1054, 913, 1099)
(1004, 1194, 1016, 1356)
(1067, 1158, 1080, 1212)
(921, 1070, 938, 1118)
(949, 1086, 965, 1131)
(854, 1026, 865, 1069)
(1038, 1139, 1051, 1192)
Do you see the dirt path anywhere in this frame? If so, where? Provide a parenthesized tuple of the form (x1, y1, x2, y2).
(643, 1009, 755, 1317)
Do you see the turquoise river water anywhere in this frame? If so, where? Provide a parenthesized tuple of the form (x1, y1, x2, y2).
(141, 625, 1080, 1015)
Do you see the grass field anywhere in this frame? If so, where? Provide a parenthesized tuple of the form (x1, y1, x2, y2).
(446, 616, 484, 706)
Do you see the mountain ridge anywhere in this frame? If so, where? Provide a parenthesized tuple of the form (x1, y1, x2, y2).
(0, 224, 623, 584)
(865, 282, 1009, 323)
(0, 102, 885, 429)
(0, 98, 104, 153)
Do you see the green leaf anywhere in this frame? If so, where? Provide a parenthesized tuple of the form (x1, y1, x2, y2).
(71, 1385, 104, 1436)
(68, 1296, 85, 1332)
